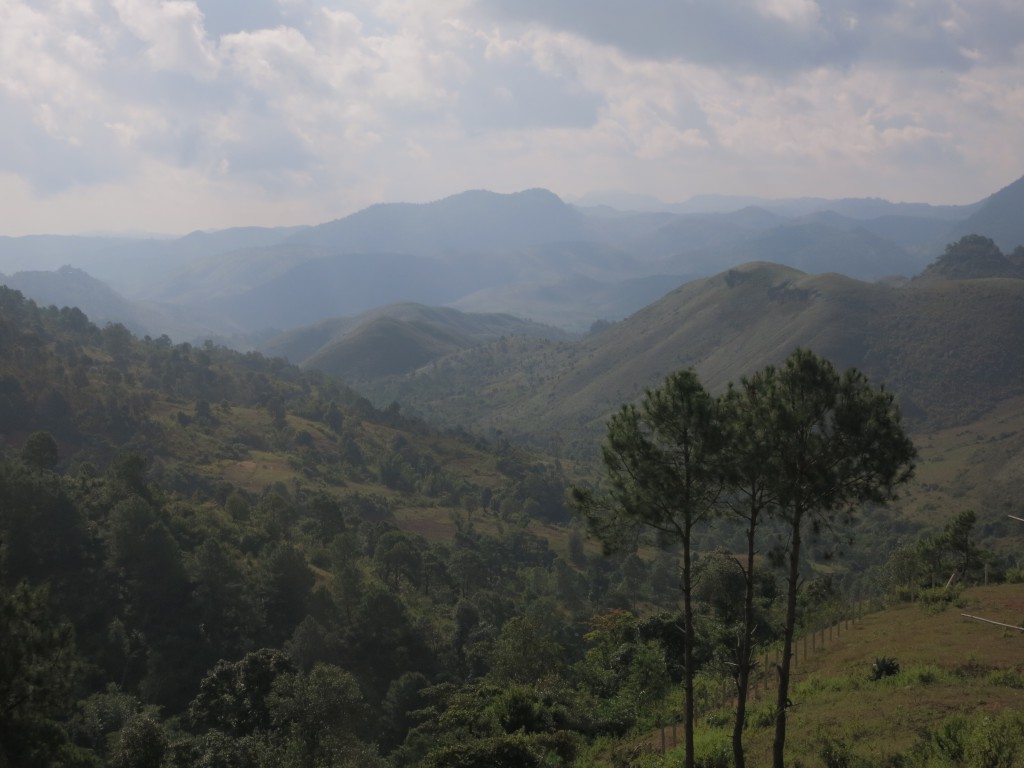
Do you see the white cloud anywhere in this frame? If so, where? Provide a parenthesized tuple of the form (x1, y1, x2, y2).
(111, 0, 219, 78)
(0, 0, 1021, 233)
(755, 0, 820, 27)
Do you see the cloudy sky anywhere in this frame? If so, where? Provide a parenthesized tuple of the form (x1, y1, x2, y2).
(2, 0, 1022, 235)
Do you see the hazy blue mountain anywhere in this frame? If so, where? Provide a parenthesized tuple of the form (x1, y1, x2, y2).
(0, 226, 310, 306)
(0, 265, 225, 340)
(0, 235, 143, 276)
(449, 272, 694, 331)
(695, 220, 917, 279)
(0, 265, 152, 334)
(627, 213, 921, 280)
(847, 215, 963, 252)
(289, 188, 592, 254)
(574, 190, 981, 219)
(629, 207, 787, 261)
(761, 196, 978, 220)
(1, 177, 1019, 343)
(216, 252, 480, 331)
(946, 175, 1024, 253)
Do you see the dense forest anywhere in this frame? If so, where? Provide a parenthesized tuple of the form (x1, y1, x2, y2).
(0, 285, 1009, 767)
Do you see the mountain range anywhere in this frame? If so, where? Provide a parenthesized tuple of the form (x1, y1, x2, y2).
(2, 175, 1023, 523)
(2, 175, 1022, 345)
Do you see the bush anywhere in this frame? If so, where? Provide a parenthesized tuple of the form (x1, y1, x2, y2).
(1004, 567, 1024, 584)
(747, 702, 776, 729)
(692, 729, 731, 768)
(818, 734, 854, 768)
(870, 656, 900, 681)
(917, 586, 962, 612)
(987, 669, 1024, 689)
(909, 711, 1024, 768)
(964, 711, 1024, 768)
(908, 664, 943, 685)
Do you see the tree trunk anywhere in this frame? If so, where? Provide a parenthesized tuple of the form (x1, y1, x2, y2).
(773, 513, 802, 768)
(682, 531, 696, 768)
(732, 506, 759, 768)
(732, 639, 750, 768)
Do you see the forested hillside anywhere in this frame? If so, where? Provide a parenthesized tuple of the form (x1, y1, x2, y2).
(0, 285, 699, 766)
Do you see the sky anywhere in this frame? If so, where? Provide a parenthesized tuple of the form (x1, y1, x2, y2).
(1, 0, 1022, 236)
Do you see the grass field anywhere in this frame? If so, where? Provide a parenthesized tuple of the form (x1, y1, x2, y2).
(642, 584, 1024, 767)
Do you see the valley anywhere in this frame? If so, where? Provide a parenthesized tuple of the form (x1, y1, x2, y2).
(1, 174, 1023, 767)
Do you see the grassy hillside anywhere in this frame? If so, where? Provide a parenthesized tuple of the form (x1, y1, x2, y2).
(674, 584, 1024, 767)
(780, 585, 1024, 766)
(263, 303, 571, 376)
(899, 395, 1024, 554)
(357, 261, 1024, 457)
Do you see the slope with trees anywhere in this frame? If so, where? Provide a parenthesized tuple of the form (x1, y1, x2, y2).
(358, 240, 1024, 457)
(573, 351, 916, 767)
(1, 263, 1022, 766)
(0, 284, 722, 766)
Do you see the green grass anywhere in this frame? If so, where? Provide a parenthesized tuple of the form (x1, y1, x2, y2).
(642, 585, 1024, 768)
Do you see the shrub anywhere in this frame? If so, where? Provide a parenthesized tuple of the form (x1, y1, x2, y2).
(964, 711, 1024, 768)
(987, 669, 1024, 689)
(917, 586, 962, 612)
(693, 729, 732, 768)
(1004, 567, 1024, 584)
(747, 702, 776, 729)
(870, 656, 900, 681)
(818, 734, 854, 768)
(908, 664, 943, 685)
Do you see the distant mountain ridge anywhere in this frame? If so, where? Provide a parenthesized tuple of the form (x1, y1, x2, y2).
(946, 175, 1024, 252)
(1, 175, 1022, 343)
(289, 188, 592, 254)
(575, 190, 983, 219)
